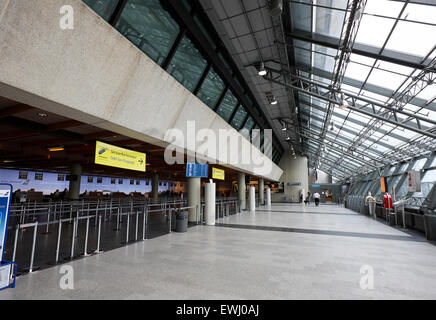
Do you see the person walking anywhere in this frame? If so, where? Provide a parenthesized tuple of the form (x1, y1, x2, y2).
(313, 192, 320, 206)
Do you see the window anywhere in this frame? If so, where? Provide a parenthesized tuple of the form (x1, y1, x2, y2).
(216, 89, 238, 122)
(166, 35, 208, 92)
(83, 0, 119, 21)
(111, 178, 116, 184)
(97, 177, 103, 184)
(115, 0, 180, 66)
(130, 179, 134, 185)
(146, 180, 150, 185)
(240, 116, 255, 140)
(196, 67, 225, 109)
(87, 176, 93, 183)
(35, 173, 43, 181)
(58, 174, 65, 182)
(421, 169, 436, 198)
(136, 180, 140, 185)
(412, 158, 427, 170)
(230, 105, 247, 130)
(118, 179, 123, 184)
(18, 171, 28, 179)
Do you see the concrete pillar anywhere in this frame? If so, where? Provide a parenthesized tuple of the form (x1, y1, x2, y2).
(68, 164, 82, 200)
(205, 182, 216, 225)
(152, 173, 159, 204)
(259, 179, 264, 205)
(238, 173, 246, 210)
(249, 186, 256, 212)
(187, 177, 201, 223)
(278, 156, 309, 203)
(266, 187, 271, 206)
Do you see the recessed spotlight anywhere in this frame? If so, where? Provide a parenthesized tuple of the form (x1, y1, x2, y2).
(270, 99, 278, 105)
(38, 112, 48, 117)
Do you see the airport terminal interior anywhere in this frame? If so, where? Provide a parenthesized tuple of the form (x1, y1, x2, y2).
(0, 0, 436, 300)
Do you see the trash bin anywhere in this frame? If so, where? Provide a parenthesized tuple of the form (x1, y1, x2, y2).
(176, 210, 188, 233)
(424, 214, 436, 241)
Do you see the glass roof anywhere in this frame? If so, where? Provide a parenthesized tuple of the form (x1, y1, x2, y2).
(288, 0, 436, 179)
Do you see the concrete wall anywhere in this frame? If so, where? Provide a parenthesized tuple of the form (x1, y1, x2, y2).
(309, 169, 332, 184)
(272, 156, 309, 203)
(0, 0, 283, 182)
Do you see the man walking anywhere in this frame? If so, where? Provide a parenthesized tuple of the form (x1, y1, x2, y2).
(313, 192, 320, 206)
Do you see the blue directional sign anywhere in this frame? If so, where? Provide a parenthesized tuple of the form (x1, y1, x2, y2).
(0, 184, 12, 261)
(186, 163, 209, 178)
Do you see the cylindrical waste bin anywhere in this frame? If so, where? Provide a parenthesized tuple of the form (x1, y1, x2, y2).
(176, 210, 188, 232)
(424, 214, 436, 240)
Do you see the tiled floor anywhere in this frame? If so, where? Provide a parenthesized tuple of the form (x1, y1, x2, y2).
(1, 203, 436, 300)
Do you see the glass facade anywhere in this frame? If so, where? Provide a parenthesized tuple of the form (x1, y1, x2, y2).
(196, 68, 225, 109)
(115, 0, 181, 66)
(230, 105, 247, 130)
(216, 89, 238, 122)
(347, 153, 436, 209)
(83, 0, 119, 21)
(83, 0, 282, 162)
(166, 35, 208, 92)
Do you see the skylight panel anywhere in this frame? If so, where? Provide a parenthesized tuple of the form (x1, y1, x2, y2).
(355, 15, 396, 48)
(385, 21, 436, 58)
(403, 3, 436, 26)
(366, 67, 407, 92)
(315, 7, 346, 39)
(344, 60, 372, 82)
(363, 0, 404, 18)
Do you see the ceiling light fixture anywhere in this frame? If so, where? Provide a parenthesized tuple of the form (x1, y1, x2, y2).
(270, 97, 278, 105)
(270, 0, 283, 16)
(38, 112, 48, 117)
(258, 61, 267, 76)
(329, 121, 336, 132)
(286, 136, 290, 141)
(338, 93, 348, 109)
(48, 147, 64, 152)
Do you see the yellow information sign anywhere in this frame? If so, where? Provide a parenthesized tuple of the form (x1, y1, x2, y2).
(212, 167, 225, 180)
(95, 141, 146, 172)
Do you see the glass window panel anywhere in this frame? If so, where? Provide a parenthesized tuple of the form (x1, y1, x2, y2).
(420, 172, 436, 198)
(240, 116, 255, 140)
(398, 162, 410, 173)
(315, 7, 345, 39)
(386, 21, 436, 57)
(166, 36, 208, 92)
(83, 0, 119, 21)
(355, 15, 396, 48)
(430, 156, 436, 168)
(230, 105, 247, 130)
(216, 89, 238, 121)
(364, 0, 404, 18)
(313, 52, 335, 73)
(366, 67, 408, 91)
(196, 67, 225, 109)
(412, 158, 427, 170)
(404, 3, 436, 25)
(193, 15, 216, 50)
(115, 0, 180, 66)
(290, 2, 311, 33)
(387, 165, 396, 175)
